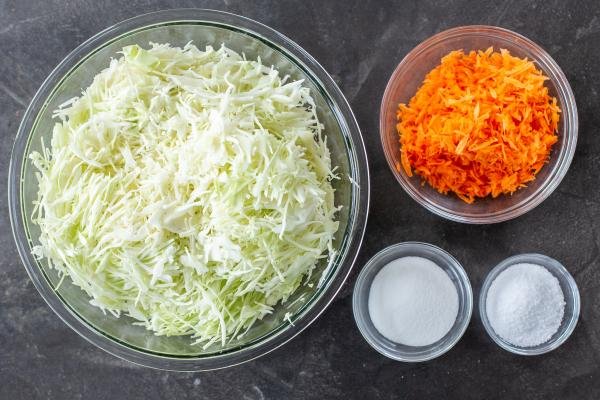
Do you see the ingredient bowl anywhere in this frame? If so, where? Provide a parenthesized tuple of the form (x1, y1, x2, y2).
(353, 242, 472, 362)
(479, 253, 580, 355)
(380, 25, 577, 224)
(8, 9, 369, 371)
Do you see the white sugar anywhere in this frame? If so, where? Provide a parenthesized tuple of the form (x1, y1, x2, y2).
(368, 256, 459, 347)
(486, 263, 565, 347)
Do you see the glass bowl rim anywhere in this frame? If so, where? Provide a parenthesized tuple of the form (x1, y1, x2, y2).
(8, 8, 370, 371)
(352, 241, 473, 362)
(478, 253, 580, 355)
(379, 25, 578, 224)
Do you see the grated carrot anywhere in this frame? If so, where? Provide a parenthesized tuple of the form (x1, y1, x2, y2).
(397, 48, 560, 204)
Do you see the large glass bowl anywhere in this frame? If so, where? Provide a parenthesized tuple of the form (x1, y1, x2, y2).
(380, 26, 578, 224)
(8, 9, 369, 371)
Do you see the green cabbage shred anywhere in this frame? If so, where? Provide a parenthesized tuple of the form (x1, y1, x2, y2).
(30, 43, 339, 347)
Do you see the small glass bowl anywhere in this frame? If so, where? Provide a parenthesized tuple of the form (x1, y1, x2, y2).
(352, 242, 472, 362)
(380, 25, 578, 224)
(479, 253, 580, 355)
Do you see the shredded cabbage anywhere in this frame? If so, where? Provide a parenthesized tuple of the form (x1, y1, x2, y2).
(30, 43, 339, 347)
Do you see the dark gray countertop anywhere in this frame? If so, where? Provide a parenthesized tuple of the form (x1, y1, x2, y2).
(2, 0, 600, 398)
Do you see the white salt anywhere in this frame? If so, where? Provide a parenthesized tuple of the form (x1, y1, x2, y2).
(486, 263, 565, 347)
(368, 256, 459, 346)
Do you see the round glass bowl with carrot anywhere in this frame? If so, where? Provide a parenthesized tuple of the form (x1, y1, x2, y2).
(381, 26, 577, 224)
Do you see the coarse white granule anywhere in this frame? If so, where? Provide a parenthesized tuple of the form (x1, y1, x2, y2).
(486, 263, 565, 347)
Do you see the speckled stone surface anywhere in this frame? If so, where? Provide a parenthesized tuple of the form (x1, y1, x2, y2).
(2, 0, 600, 398)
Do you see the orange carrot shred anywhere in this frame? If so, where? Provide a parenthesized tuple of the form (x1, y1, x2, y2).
(397, 48, 560, 203)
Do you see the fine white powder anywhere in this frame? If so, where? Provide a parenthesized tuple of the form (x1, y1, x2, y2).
(368, 256, 459, 346)
(486, 263, 565, 347)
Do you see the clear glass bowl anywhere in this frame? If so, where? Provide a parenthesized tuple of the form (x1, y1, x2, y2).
(352, 242, 472, 362)
(380, 25, 578, 224)
(479, 253, 580, 355)
(8, 9, 370, 371)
